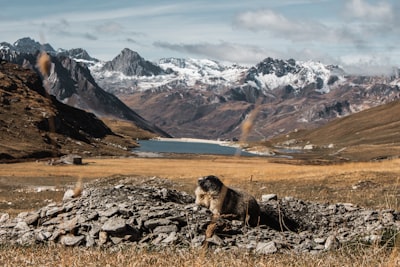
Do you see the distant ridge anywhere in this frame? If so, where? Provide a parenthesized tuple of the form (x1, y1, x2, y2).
(270, 100, 400, 161)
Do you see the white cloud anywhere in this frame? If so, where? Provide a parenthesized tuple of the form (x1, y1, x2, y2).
(234, 9, 359, 44)
(95, 22, 124, 34)
(234, 9, 320, 39)
(340, 53, 395, 75)
(344, 0, 393, 21)
(153, 41, 279, 64)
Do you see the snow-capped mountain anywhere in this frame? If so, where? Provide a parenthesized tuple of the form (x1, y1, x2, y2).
(244, 57, 345, 94)
(57, 48, 99, 63)
(2, 37, 400, 140)
(89, 52, 346, 98)
(0, 37, 170, 137)
(89, 56, 247, 94)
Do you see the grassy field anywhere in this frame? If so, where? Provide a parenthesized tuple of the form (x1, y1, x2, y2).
(0, 155, 400, 266)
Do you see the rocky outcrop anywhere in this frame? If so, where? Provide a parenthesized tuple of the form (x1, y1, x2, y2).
(57, 48, 98, 63)
(0, 61, 135, 160)
(0, 177, 398, 255)
(102, 48, 164, 76)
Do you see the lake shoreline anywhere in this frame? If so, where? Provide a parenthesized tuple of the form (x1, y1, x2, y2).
(134, 138, 265, 157)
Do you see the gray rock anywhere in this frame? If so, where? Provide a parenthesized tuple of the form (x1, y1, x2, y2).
(23, 213, 40, 225)
(256, 241, 278, 254)
(60, 234, 85, 246)
(261, 194, 278, 202)
(15, 221, 30, 231)
(153, 225, 178, 235)
(206, 234, 224, 246)
(98, 231, 108, 245)
(101, 217, 126, 233)
(99, 207, 119, 218)
(36, 231, 52, 242)
(0, 213, 9, 223)
(58, 217, 79, 232)
(162, 231, 178, 244)
(144, 218, 172, 230)
(17, 231, 36, 245)
(0, 176, 398, 254)
(46, 206, 64, 217)
(324, 235, 340, 250)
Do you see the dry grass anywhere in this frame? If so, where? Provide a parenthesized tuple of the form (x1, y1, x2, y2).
(0, 243, 399, 267)
(1, 156, 400, 266)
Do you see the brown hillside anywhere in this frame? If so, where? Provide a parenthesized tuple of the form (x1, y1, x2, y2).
(0, 61, 140, 161)
(269, 99, 400, 161)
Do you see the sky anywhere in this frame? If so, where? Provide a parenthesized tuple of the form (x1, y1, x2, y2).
(1, 0, 399, 74)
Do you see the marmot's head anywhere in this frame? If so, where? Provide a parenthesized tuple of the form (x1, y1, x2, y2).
(198, 175, 223, 193)
(194, 175, 224, 208)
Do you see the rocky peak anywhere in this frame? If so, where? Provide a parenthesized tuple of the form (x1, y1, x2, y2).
(159, 57, 186, 68)
(57, 48, 98, 63)
(255, 57, 298, 77)
(0, 42, 13, 51)
(13, 37, 55, 54)
(102, 48, 164, 76)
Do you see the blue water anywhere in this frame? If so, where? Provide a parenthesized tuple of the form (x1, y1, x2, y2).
(133, 140, 258, 157)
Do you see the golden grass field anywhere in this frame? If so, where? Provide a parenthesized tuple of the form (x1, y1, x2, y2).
(1, 155, 400, 266)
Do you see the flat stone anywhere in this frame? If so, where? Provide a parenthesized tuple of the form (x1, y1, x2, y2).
(261, 194, 278, 202)
(58, 217, 79, 232)
(256, 241, 278, 254)
(60, 234, 85, 246)
(325, 235, 340, 250)
(144, 218, 172, 230)
(153, 225, 178, 235)
(314, 237, 326, 244)
(0, 213, 9, 223)
(36, 231, 52, 242)
(206, 234, 224, 246)
(23, 213, 40, 225)
(46, 206, 64, 217)
(99, 207, 119, 218)
(17, 232, 36, 245)
(101, 217, 126, 233)
(15, 221, 30, 231)
(162, 231, 177, 243)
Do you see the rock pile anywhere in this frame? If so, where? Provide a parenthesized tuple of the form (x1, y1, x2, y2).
(0, 177, 399, 254)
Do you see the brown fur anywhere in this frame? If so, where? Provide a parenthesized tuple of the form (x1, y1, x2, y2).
(195, 175, 260, 227)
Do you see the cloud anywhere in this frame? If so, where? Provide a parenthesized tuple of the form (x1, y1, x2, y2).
(344, 0, 393, 21)
(126, 38, 138, 44)
(234, 9, 359, 44)
(95, 22, 123, 34)
(340, 53, 395, 75)
(153, 41, 280, 64)
(83, 33, 97, 40)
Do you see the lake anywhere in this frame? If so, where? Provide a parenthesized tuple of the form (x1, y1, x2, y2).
(133, 139, 259, 157)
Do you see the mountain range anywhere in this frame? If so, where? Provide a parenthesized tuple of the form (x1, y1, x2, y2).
(0, 37, 169, 138)
(1, 37, 400, 142)
(88, 43, 399, 140)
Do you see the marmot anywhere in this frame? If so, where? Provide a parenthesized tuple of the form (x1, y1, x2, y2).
(195, 175, 260, 227)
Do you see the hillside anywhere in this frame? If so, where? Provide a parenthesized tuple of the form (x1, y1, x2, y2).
(269, 100, 400, 161)
(0, 61, 143, 161)
(0, 38, 170, 138)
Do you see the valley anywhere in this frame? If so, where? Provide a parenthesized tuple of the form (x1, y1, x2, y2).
(2, 1, 400, 265)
